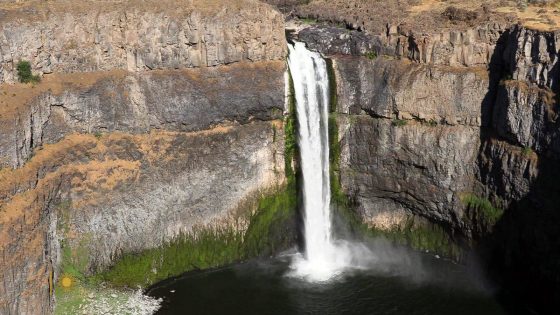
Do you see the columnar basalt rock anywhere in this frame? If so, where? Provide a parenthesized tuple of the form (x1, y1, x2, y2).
(504, 25, 560, 91)
(493, 80, 560, 154)
(0, 0, 286, 83)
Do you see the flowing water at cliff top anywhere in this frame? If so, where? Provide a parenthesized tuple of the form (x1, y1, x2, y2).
(147, 253, 505, 315)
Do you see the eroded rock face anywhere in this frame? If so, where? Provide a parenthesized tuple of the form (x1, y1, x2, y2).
(0, 0, 286, 83)
(0, 61, 285, 168)
(338, 116, 480, 232)
(333, 57, 489, 125)
(493, 81, 560, 154)
(0, 1, 287, 314)
(504, 25, 560, 91)
(0, 122, 285, 315)
(326, 55, 488, 237)
(303, 16, 560, 311)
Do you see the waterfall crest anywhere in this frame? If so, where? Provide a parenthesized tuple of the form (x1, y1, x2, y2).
(288, 41, 369, 282)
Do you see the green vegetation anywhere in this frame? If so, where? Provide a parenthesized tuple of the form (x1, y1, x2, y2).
(299, 17, 318, 25)
(16, 60, 41, 83)
(461, 193, 504, 225)
(332, 191, 462, 259)
(92, 184, 296, 288)
(97, 227, 245, 287)
(244, 186, 297, 258)
(427, 119, 438, 127)
(522, 146, 534, 156)
(392, 119, 408, 127)
(94, 132, 103, 140)
(365, 50, 378, 60)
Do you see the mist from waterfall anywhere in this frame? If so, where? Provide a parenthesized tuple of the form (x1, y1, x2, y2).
(287, 41, 378, 282)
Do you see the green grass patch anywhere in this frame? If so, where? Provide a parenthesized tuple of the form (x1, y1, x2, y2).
(392, 119, 408, 127)
(522, 146, 533, 156)
(299, 17, 318, 25)
(98, 185, 298, 288)
(427, 119, 438, 127)
(364, 50, 378, 60)
(244, 184, 298, 258)
(97, 227, 245, 287)
(16, 60, 41, 83)
(55, 284, 88, 315)
(461, 193, 504, 225)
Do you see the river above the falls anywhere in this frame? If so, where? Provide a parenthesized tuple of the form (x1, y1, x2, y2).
(147, 250, 505, 315)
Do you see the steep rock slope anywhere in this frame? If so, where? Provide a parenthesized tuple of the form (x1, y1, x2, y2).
(0, 1, 287, 314)
(286, 0, 560, 309)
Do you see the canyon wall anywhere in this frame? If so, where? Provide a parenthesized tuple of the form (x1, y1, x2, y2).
(0, 1, 287, 314)
(292, 13, 559, 311)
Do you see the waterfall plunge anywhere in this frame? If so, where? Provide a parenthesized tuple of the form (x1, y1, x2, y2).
(288, 42, 371, 282)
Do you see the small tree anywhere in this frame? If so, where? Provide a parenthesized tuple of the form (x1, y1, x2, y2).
(16, 60, 40, 83)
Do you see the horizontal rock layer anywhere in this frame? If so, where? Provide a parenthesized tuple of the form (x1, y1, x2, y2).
(333, 56, 489, 125)
(0, 61, 285, 168)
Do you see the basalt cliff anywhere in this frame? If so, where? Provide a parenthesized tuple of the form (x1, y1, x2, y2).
(1, 0, 560, 314)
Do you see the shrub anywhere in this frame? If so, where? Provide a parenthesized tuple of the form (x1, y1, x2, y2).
(16, 60, 41, 83)
(300, 17, 317, 25)
(461, 193, 504, 225)
(365, 50, 377, 60)
(392, 119, 407, 127)
(522, 146, 533, 156)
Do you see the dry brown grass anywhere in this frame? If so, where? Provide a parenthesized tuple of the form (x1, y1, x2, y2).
(0, 70, 127, 118)
(409, 0, 560, 31)
(0, 0, 263, 23)
(495, 1, 560, 31)
(299, 0, 560, 34)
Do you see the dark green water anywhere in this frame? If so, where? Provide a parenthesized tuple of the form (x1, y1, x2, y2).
(147, 250, 506, 315)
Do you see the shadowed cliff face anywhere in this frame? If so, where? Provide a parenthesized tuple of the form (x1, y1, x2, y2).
(0, 1, 288, 314)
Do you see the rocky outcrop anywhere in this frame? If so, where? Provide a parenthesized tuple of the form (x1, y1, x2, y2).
(295, 12, 560, 311)
(0, 1, 287, 314)
(296, 23, 508, 67)
(333, 57, 489, 125)
(0, 61, 285, 168)
(504, 25, 560, 91)
(0, 121, 285, 315)
(0, 0, 286, 83)
(493, 80, 560, 154)
(338, 115, 480, 233)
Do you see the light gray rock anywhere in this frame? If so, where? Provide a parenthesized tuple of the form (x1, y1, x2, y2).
(0, 0, 286, 83)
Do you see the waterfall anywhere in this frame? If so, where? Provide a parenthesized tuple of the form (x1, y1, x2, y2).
(288, 41, 365, 282)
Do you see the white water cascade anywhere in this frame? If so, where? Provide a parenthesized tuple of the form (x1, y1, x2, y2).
(288, 41, 369, 282)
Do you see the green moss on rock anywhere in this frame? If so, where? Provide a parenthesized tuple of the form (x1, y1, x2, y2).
(461, 193, 504, 225)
